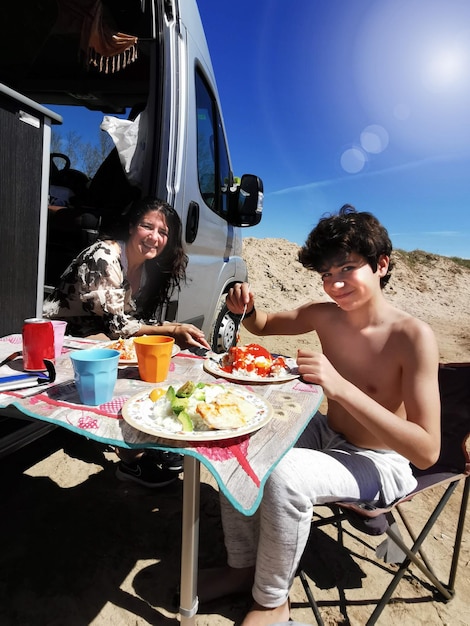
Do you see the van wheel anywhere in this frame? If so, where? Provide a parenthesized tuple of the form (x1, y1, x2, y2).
(211, 299, 238, 354)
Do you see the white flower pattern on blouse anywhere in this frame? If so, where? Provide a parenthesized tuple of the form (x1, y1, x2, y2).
(44, 240, 143, 338)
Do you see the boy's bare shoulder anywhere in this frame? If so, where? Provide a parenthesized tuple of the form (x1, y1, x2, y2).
(300, 300, 337, 313)
(389, 304, 437, 345)
(297, 300, 337, 320)
(291, 300, 337, 333)
(389, 303, 430, 326)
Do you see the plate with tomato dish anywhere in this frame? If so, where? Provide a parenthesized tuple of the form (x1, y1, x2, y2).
(204, 343, 299, 383)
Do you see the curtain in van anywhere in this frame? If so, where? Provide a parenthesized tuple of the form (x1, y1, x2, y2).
(56, 0, 138, 73)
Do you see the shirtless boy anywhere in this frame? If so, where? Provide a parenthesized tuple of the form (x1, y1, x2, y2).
(201, 205, 441, 625)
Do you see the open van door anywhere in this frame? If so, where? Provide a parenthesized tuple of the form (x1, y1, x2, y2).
(159, 5, 262, 350)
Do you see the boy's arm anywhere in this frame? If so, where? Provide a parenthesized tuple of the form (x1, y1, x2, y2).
(226, 281, 329, 336)
(243, 305, 317, 336)
(298, 320, 441, 469)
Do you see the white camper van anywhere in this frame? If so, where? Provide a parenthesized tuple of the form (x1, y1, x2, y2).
(0, 0, 263, 455)
(2, 0, 263, 349)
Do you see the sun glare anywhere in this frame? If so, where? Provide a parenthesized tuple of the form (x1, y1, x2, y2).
(422, 46, 468, 92)
(352, 0, 470, 155)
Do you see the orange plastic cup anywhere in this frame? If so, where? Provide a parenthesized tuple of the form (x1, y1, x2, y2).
(133, 335, 175, 383)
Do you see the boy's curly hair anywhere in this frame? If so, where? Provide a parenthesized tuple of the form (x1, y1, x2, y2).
(298, 204, 394, 288)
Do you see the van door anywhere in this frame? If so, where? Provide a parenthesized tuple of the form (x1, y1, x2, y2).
(155, 3, 247, 343)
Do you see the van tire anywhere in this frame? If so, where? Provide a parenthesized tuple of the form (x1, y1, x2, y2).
(211, 297, 238, 353)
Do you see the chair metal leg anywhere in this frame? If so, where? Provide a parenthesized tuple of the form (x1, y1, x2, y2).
(298, 569, 324, 626)
(396, 508, 434, 575)
(448, 476, 469, 591)
(366, 481, 460, 625)
(301, 477, 469, 626)
(299, 507, 349, 625)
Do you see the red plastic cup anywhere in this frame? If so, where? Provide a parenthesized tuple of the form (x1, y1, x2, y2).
(22, 318, 54, 371)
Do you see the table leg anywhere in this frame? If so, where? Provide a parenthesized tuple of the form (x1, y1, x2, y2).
(179, 455, 200, 625)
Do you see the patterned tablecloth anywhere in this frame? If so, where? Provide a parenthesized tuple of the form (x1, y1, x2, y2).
(0, 335, 323, 514)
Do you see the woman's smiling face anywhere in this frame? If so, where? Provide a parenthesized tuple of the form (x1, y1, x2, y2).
(128, 209, 169, 261)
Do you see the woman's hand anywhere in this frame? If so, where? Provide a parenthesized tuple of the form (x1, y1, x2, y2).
(226, 282, 254, 315)
(166, 323, 211, 350)
(297, 349, 344, 398)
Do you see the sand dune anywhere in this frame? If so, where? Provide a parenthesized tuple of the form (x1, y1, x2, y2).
(241, 237, 470, 363)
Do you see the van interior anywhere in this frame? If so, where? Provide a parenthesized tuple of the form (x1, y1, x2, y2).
(2, 0, 156, 285)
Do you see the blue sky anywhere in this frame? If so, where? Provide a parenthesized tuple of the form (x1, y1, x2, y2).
(51, 0, 470, 259)
(198, 0, 470, 258)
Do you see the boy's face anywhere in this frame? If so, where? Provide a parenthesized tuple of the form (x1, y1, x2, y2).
(319, 252, 388, 310)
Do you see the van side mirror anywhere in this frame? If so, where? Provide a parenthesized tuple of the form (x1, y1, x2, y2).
(227, 174, 263, 227)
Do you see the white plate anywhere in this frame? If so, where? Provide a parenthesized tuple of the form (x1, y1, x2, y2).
(102, 340, 180, 364)
(121, 383, 273, 441)
(203, 354, 299, 383)
(63, 337, 104, 350)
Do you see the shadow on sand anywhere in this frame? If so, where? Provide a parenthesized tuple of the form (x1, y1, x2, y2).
(0, 429, 233, 625)
(0, 429, 409, 626)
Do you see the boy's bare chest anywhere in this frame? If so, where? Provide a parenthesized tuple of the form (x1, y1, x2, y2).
(321, 323, 401, 399)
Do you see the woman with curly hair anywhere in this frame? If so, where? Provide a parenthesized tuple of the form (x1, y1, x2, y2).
(45, 197, 210, 486)
(45, 197, 209, 348)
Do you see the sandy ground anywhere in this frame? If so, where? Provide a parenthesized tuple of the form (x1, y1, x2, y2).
(1, 238, 469, 626)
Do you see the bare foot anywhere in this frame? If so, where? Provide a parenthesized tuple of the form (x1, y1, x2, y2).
(240, 599, 290, 626)
(198, 565, 254, 604)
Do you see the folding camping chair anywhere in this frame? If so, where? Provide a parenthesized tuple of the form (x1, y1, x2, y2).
(298, 362, 470, 625)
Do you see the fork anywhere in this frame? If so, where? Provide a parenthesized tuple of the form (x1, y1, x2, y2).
(239, 302, 248, 326)
(235, 284, 250, 346)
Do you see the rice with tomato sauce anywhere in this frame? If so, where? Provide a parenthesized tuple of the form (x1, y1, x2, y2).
(220, 344, 288, 379)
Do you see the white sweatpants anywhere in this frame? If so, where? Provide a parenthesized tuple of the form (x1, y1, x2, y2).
(219, 412, 417, 608)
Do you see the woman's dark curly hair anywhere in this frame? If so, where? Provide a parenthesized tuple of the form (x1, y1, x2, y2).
(298, 204, 394, 288)
(120, 197, 188, 320)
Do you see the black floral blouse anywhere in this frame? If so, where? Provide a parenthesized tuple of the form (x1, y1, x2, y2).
(43, 240, 143, 338)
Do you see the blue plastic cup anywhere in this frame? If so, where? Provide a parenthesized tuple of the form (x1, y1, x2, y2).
(70, 349, 120, 406)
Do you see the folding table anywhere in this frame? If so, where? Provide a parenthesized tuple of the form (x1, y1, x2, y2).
(0, 335, 323, 625)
